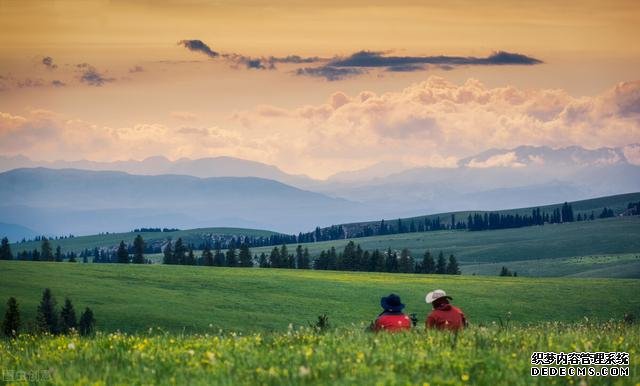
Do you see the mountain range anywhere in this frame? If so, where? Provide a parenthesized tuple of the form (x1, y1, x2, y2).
(1, 144, 639, 238)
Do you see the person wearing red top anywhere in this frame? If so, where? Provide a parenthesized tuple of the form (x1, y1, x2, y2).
(372, 294, 412, 332)
(425, 289, 467, 331)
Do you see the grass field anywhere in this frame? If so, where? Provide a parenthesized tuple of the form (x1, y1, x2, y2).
(1, 261, 639, 334)
(251, 216, 640, 263)
(1, 322, 637, 385)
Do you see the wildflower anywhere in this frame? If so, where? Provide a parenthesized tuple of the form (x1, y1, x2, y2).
(299, 366, 310, 377)
(461, 373, 470, 382)
(67, 342, 76, 350)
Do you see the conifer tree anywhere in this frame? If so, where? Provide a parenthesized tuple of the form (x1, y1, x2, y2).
(238, 243, 252, 267)
(54, 245, 63, 262)
(36, 288, 58, 334)
(186, 248, 196, 265)
(78, 307, 95, 336)
(446, 254, 461, 275)
(41, 238, 53, 261)
(422, 251, 435, 274)
(300, 247, 311, 269)
(116, 241, 129, 264)
(60, 298, 77, 334)
(226, 245, 237, 267)
(0, 237, 12, 260)
(435, 251, 447, 274)
(269, 247, 281, 268)
(173, 238, 186, 265)
(132, 235, 145, 264)
(398, 248, 413, 273)
(2, 297, 20, 338)
(163, 240, 174, 264)
(201, 245, 214, 266)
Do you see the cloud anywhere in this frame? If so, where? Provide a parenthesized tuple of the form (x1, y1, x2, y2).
(326, 50, 541, 69)
(170, 111, 197, 121)
(76, 63, 115, 86)
(41, 56, 57, 70)
(295, 66, 365, 81)
(3, 78, 638, 178)
(177, 39, 219, 58)
(467, 152, 526, 168)
(51, 80, 66, 87)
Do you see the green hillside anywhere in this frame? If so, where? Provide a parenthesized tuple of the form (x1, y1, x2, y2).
(252, 216, 640, 264)
(1, 261, 638, 333)
(10, 227, 280, 255)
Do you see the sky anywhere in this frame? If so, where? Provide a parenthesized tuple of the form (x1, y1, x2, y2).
(0, 0, 639, 178)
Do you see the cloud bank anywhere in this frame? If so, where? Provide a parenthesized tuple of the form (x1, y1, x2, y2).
(178, 39, 542, 80)
(2, 78, 638, 177)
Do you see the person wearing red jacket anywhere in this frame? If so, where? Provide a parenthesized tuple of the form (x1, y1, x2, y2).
(425, 289, 467, 331)
(372, 294, 412, 332)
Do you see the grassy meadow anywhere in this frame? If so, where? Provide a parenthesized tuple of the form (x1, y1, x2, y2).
(1, 261, 639, 333)
(1, 322, 637, 385)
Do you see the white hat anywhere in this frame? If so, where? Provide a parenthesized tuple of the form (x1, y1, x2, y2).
(425, 289, 452, 304)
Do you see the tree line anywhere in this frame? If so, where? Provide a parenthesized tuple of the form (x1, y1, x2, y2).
(2, 289, 95, 338)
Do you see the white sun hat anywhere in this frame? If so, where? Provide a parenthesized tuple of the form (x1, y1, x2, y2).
(425, 289, 452, 304)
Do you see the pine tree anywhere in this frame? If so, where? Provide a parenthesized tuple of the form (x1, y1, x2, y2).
(54, 245, 63, 262)
(163, 241, 174, 264)
(422, 251, 435, 274)
(201, 245, 214, 266)
(78, 307, 95, 336)
(0, 237, 13, 260)
(41, 238, 53, 261)
(446, 254, 460, 275)
(68, 252, 77, 262)
(300, 247, 311, 269)
(226, 245, 237, 267)
(2, 297, 20, 338)
(258, 252, 269, 268)
(173, 238, 186, 265)
(269, 247, 280, 268)
(499, 266, 511, 276)
(279, 244, 289, 269)
(132, 235, 145, 264)
(238, 243, 252, 267)
(435, 251, 447, 274)
(59, 298, 77, 334)
(398, 248, 413, 273)
(116, 241, 129, 264)
(295, 245, 304, 269)
(36, 288, 58, 334)
(213, 243, 226, 266)
(185, 248, 196, 265)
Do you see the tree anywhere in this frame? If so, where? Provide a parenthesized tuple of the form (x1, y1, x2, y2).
(384, 248, 398, 272)
(280, 244, 289, 269)
(269, 247, 281, 268)
(446, 254, 460, 275)
(435, 251, 447, 274)
(238, 243, 253, 267)
(258, 252, 269, 268)
(163, 240, 174, 265)
(2, 297, 20, 338)
(0, 237, 13, 260)
(300, 247, 311, 269)
(185, 248, 196, 265)
(421, 251, 435, 274)
(60, 298, 77, 334)
(78, 307, 95, 336)
(226, 245, 237, 267)
(213, 243, 226, 266)
(201, 245, 214, 266)
(68, 252, 77, 263)
(173, 238, 186, 265)
(132, 235, 145, 264)
(54, 245, 63, 262)
(499, 266, 511, 276)
(41, 238, 53, 261)
(398, 248, 414, 273)
(116, 241, 129, 264)
(36, 288, 58, 334)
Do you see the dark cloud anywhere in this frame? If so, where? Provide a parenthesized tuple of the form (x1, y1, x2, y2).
(16, 78, 45, 88)
(76, 63, 115, 86)
(51, 80, 66, 87)
(295, 66, 365, 81)
(129, 65, 144, 73)
(328, 50, 542, 69)
(178, 39, 219, 58)
(386, 64, 426, 72)
(42, 56, 57, 70)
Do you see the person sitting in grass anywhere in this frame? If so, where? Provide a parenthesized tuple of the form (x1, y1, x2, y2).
(372, 293, 412, 332)
(425, 289, 467, 331)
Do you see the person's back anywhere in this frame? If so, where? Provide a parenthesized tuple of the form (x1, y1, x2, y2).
(373, 294, 411, 332)
(424, 289, 466, 331)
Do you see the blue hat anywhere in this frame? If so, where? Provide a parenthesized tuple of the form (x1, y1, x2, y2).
(380, 294, 405, 312)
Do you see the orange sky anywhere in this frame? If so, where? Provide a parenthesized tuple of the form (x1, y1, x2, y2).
(1, 0, 639, 178)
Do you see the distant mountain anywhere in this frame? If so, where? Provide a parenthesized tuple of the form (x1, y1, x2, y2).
(0, 168, 371, 235)
(0, 222, 39, 242)
(0, 155, 318, 189)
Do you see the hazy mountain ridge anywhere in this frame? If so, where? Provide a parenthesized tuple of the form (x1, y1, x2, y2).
(0, 168, 370, 236)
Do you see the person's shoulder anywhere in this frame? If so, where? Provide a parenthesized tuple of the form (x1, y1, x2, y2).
(451, 305, 464, 314)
